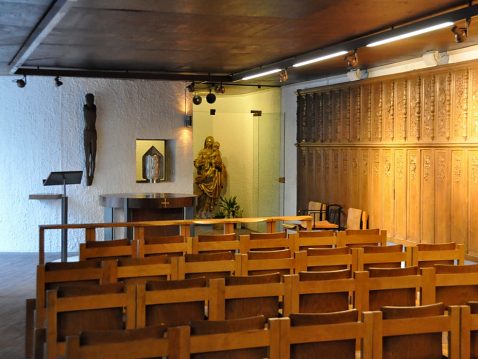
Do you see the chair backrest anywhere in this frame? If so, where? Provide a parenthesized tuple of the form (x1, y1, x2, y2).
(355, 244, 409, 271)
(279, 309, 373, 359)
(308, 201, 327, 220)
(346, 208, 364, 230)
(412, 242, 464, 268)
(172, 316, 279, 359)
(209, 273, 284, 320)
(242, 249, 296, 276)
(192, 233, 238, 254)
(369, 303, 460, 359)
(345, 228, 380, 235)
(291, 231, 336, 252)
(460, 301, 478, 359)
(177, 252, 242, 279)
(240, 232, 291, 253)
(295, 246, 355, 272)
(79, 239, 137, 261)
(421, 264, 478, 306)
(325, 204, 342, 229)
(113, 255, 177, 284)
(285, 270, 355, 314)
(65, 325, 170, 359)
(136, 277, 209, 327)
(46, 283, 135, 358)
(137, 235, 192, 257)
(355, 266, 420, 312)
(336, 230, 387, 248)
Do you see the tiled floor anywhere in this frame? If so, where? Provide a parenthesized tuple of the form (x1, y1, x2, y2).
(0, 252, 59, 359)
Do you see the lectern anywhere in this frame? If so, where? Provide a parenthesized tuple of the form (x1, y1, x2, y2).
(43, 171, 83, 262)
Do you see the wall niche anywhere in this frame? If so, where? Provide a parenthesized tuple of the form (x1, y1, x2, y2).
(135, 139, 167, 183)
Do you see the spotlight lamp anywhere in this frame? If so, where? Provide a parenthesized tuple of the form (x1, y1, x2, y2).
(15, 75, 26, 88)
(54, 76, 63, 87)
(279, 69, 288, 83)
(344, 50, 359, 70)
(193, 94, 202, 105)
(206, 90, 216, 104)
(186, 82, 195, 92)
(214, 84, 225, 94)
(451, 18, 470, 43)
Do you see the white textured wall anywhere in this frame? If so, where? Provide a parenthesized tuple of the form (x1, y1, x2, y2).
(0, 76, 193, 252)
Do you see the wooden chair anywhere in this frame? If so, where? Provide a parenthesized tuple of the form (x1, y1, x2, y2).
(345, 208, 369, 230)
(421, 264, 478, 307)
(65, 325, 171, 359)
(177, 252, 242, 279)
(459, 301, 478, 359)
(79, 239, 137, 261)
(241, 249, 297, 276)
(43, 283, 135, 359)
(290, 231, 337, 252)
(355, 244, 410, 271)
(298, 202, 342, 230)
(277, 309, 373, 359)
(239, 231, 293, 253)
(336, 230, 387, 248)
(411, 242, 465, 268)
(369, 303, 460, 359)
(136, 277, 209, 327)
(192, 233, 239, 254)
(26, 260, 108, 358)
(209, 273, 285, 320)
(345, 228, 380, 235)
(295, 246, 356, 272)
(111, 255, 178, 284)
(137, 235, 192, 257)
(286, 270, 354, 314)
(172, 315, 280, 359)
(354, 266, 421, 312)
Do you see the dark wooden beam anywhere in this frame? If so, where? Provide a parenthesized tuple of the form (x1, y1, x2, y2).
(8, 0, 76, 74)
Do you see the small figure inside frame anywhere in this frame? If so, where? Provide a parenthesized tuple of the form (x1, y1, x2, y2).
(83, 93, 97, 186)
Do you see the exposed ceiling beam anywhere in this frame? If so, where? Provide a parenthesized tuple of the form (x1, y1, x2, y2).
(8, 0, 77, 74)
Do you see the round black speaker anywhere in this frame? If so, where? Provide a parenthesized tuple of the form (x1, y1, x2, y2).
(206, 92, 216, 104)
(193, 94, 202, 105)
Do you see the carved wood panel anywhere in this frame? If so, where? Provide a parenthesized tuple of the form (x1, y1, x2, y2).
(341, 88, 351, 141)
(422, 75, 435, 141)
(315, 148, 325, 201)
(331, 90, 341, 142)
(469, 151, 478, 255)
(452, 70, 468, 141)
(394, 149, 407, 240)
(451, 150, 467, 245)
(436, 72, 451, 141)
(350, 86, 361, 141)
(470, 69, 478, 140)
(421, 150, 435, 243)
(361, 85, 372, 141)
(409, 76, 421, 141)
(394, 78, 407, 141)
(381, 149, 394, 235)
(372, 82, 383, 141)
(349, 150, 360, 208)
(407, 149, 420, 243)
(323, 149, 332, 204)
(359, 149, 369, 212)
(370, 149, 381, 229)
(434, 150, 451, 243)
(383, 80, 394, 141)
(340, 149, 349, 208)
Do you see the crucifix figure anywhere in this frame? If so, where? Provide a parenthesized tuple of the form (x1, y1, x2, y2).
(83, 93, 97, 186)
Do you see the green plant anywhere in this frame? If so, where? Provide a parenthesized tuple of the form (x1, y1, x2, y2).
(216, 195, 243, 218)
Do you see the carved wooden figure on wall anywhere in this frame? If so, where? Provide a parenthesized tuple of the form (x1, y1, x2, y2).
(83, 93, 97, 186)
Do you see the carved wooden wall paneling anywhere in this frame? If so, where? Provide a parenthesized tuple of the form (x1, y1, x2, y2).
(421, 150, 435, 244)
(409, 76, 421, 141)
(434, 150, 451, 244)
(436, 72, 451, 141)
(451, 150, 467, 245)
(372, 83, 383, 141)
(381, 149, 394, 234)
(407, 149, 420, 243)
(296, 63, 478, 257)
(452, 70, 468, 141)
(394, 149, 407, 240)
(469, 151, 478, 255)
(394, 78, 408, 142)
(370, 149, 381, 229)
(470, 69, 478, 139)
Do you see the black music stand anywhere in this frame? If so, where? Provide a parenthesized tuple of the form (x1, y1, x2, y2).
(43, 171, 83, 262)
